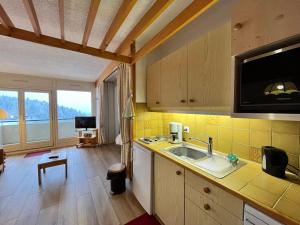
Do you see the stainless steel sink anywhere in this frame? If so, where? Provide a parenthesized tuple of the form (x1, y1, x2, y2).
(169, 146, 207, 160)
(163, 144, 246, 179)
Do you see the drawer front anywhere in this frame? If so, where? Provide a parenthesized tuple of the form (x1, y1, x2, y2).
(186, 185, 243, 225)
(186, 198, 220, 225)
(185, 170, 243, 219)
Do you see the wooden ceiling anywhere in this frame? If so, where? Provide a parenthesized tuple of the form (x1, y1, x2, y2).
(0, 0, 217, 84)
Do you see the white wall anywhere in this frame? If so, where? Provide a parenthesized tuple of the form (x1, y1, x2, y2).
(135, 0, 238, 103)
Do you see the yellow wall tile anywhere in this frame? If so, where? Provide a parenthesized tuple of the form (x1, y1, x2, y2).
(233, 118, 250, 130)
(250, 119, 271, 131)
(272, 121, 299, 135)
(272, 133, 299, 155)
(250, 130, 271, 148)
(219, 127, 232, 142)
(218, 116, 232, 127)
(233, 129, 249, 145)
(249, 147, 262, 163)
(218, 140, 232, 154)
(232, 143, 250, 160)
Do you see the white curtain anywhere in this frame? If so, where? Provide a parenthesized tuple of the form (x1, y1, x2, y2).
(97, 83, 106, 145)
(116, 63, 133, 178)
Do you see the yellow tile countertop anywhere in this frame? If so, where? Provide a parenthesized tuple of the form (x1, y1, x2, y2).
(133, 139, 300, 225)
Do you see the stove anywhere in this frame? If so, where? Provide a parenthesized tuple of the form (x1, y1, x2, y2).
(139, 136, 167, 144)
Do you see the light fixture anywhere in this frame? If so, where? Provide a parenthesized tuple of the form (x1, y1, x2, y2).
(264, 81, 299, 95)
(122, 94, 135, 120)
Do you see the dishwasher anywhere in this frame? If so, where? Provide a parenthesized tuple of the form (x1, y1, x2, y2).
(244, 204, 283, 225)
(132, 143, 153, 215)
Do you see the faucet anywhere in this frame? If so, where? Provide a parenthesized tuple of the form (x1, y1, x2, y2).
(189, 137, 213, 158)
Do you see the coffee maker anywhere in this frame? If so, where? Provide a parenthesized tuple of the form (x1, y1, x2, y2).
(169, 122, 183, 144)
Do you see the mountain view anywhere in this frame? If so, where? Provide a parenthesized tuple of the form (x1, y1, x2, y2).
(0, 95, 89, 120)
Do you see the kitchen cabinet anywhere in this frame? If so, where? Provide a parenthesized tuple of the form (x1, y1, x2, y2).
(146, 23, 231, 113)
(160, 46, 188, 107)
(154, 154, 184, 225)
(185, 170, 243, 225)
(231, 0, 300, 56)
(188, 23, 231, 109)
(147, 60, 161, 108)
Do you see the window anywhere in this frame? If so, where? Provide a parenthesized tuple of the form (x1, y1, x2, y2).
(0, 90, 20, 145)
(57, 90, 92, 139)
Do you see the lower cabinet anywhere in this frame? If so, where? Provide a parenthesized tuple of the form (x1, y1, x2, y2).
(154, 154, 184, 225)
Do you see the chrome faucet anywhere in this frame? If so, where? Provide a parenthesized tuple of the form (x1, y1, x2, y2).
(189, 137, 213, 157)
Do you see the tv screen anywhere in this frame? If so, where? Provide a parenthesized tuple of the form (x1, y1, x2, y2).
(75, 116, 96, 129)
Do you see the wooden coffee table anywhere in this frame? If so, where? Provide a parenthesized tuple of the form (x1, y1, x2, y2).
(38, 151, 67, 185)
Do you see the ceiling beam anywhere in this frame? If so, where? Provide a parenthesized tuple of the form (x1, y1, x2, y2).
(115, 0, 173, 55)
(0, 25, 131, 63)
(82, 0, 101, 47)
(99, 0, 137, 50)
(58, 0, 64, 42)
(23, 0, 41, 37)
(0, 3, 14, 29)
(96, 0, 173, 86)
(133, 0, 218, 63)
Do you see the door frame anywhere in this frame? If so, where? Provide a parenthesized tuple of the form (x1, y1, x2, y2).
(21, 89, 54, 150)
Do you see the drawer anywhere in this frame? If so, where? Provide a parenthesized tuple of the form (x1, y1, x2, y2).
(185, 170, 243, 219)
(186, 184, 243, 225)
(186, 198, 220, 225)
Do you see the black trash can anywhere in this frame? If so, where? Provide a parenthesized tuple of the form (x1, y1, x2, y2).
(106, 163, 126, 195)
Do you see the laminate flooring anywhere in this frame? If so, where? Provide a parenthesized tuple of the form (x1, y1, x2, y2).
(0, 145, 145, 225)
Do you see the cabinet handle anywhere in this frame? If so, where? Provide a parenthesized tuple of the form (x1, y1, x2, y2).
(180, 99, 186, 103)
(233, 23, 243, 31)
(189, 99, 195, 103)
(203, 204, 210, 211)
(203, 187, 210, 193)
(275, 14, 284, 20)
(176, 170, 182, 175)
(155, 101, 160, 104)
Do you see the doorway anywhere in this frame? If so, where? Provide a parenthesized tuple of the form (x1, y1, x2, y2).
(0, 89, 53, 151)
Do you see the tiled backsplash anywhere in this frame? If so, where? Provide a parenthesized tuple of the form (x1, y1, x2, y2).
(134, 104, 300, 170)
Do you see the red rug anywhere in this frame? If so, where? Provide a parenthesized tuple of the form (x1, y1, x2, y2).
(125, 214, 161, 225)
(24, 150, 51, 158)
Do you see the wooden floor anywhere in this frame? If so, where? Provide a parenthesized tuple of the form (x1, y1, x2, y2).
(0, 145, 145, 225)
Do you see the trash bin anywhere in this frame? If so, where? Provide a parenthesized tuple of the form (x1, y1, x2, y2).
(106, 163, 126, 195)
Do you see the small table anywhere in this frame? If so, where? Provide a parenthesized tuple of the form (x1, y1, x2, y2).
(37, 151, 67, 185)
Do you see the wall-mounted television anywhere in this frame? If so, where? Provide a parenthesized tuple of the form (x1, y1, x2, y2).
(75, 116, 96, 130)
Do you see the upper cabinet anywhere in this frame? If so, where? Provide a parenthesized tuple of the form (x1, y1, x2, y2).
(146, 23, 231, 113)
(146, 60, 161, 108)
(188, 23, 231, 109)
(232, 0, 300, 56)
(161, 46, 188, 107)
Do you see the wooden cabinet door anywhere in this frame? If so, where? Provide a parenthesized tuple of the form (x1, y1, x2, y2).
(188, 23, 231, 108)
(154, 154, 184, 225)
(160, 46, 188, 107)
(185, 198, 220, 225)
(147, 61, 161, 108)
(232, 0, 300, 56)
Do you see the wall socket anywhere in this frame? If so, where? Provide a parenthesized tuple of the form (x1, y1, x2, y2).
(183, 126, 190, 133)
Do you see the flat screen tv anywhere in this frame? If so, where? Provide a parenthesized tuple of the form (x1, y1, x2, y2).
(75, 116, 96, 130)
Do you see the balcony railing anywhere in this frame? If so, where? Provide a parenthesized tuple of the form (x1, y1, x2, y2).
(0, 118, 77, 145)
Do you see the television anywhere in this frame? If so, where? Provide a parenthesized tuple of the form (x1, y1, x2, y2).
(75, 116, 96, 130)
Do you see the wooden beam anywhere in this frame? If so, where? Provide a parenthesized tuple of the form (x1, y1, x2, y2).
(96, 0, 173, 86)
(82, 0, 101, 47)
(0, 25, 131, 63)
(133, 0, 218, 63)
(0, 3, 14, 29)
(58, 0, 64, 41)
(23, 0, 41, 37)
(99, 0, 137, 50)
(115, 0, 173, 55)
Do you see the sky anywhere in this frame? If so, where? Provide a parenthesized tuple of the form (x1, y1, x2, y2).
(0, 90, 92, 114)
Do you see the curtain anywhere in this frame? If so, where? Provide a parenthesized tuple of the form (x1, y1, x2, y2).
(97, 83, 106, 145)
(116, 63, 133, 178)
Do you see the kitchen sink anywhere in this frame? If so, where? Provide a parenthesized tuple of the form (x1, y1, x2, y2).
(164, 144, 246, 178)
(169, 146, 207, 160)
